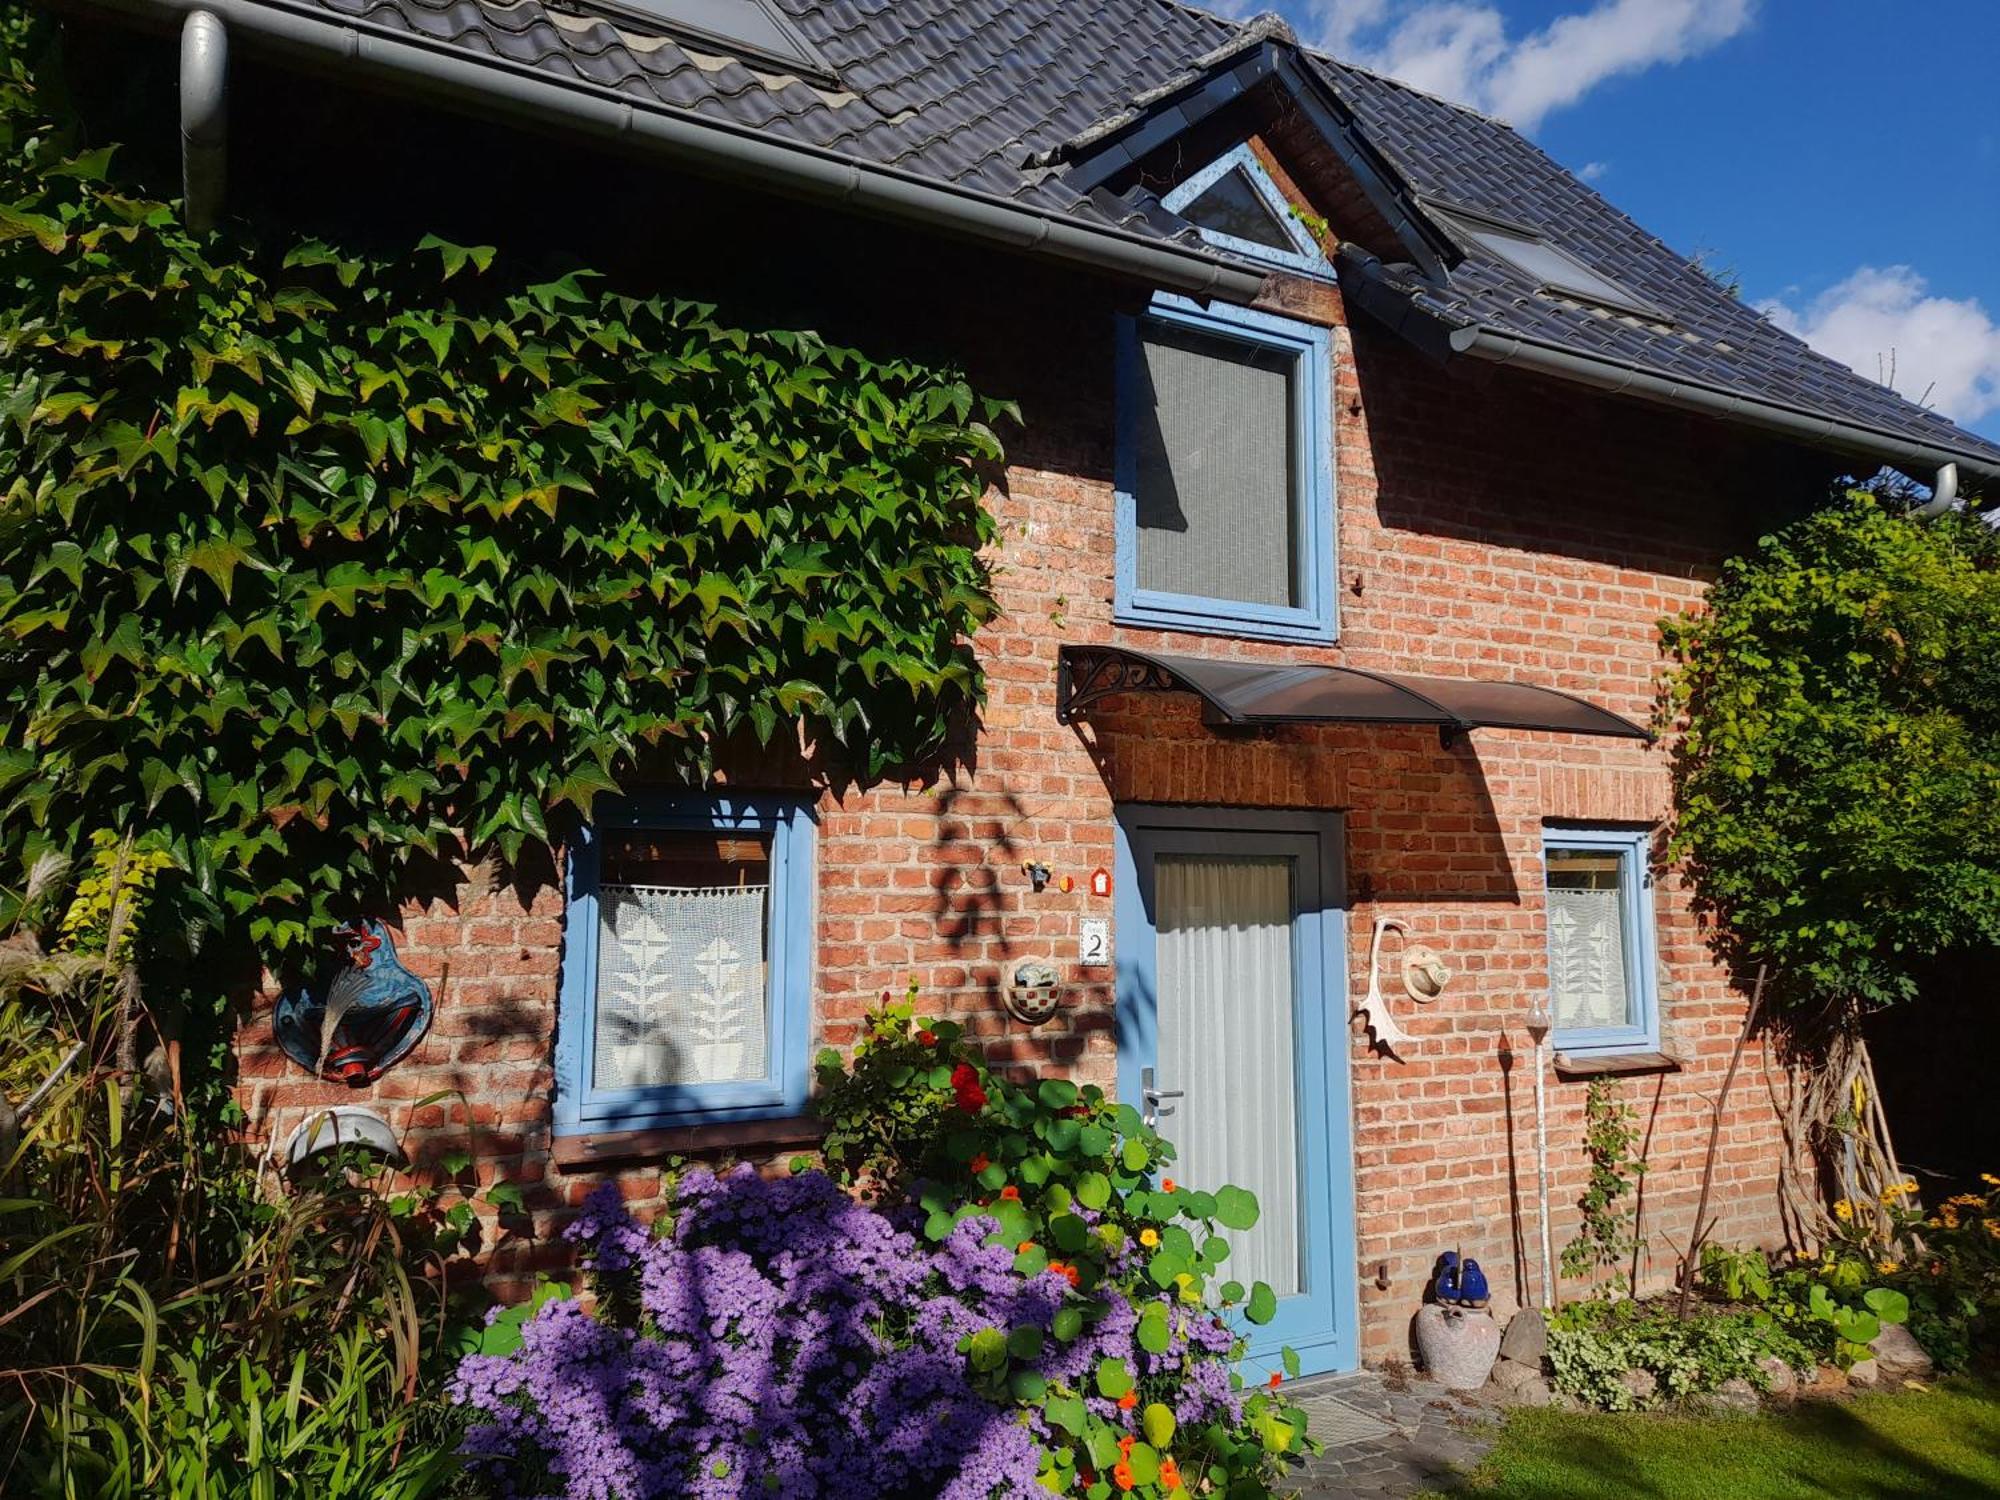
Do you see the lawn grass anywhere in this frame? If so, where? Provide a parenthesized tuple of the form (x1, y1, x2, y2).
(1428, 1378, 2000, 1499)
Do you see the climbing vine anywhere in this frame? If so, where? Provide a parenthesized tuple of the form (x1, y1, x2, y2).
(1561, 1078, 1647, 1294)
(0, 14, 1010, 954)
(1660, 489, 2000, 1016)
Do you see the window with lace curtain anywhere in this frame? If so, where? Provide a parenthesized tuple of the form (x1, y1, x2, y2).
(555, 794, 814, 1132)
(1541, 825, 1660, 1056)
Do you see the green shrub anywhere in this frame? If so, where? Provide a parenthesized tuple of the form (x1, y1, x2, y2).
(811, 990, 1316, 1495)
(1547, 1298, 1815, 1411)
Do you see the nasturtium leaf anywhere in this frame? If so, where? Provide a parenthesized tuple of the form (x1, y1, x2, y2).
(1045, 1392, 1087, 1437)
(1124, 1442, 1160, 1487)
(1245, 1282, 1279, 1325)
(1214, 1186, 1261, 1232)
(1077, 1124, 1113, 1157)
(1282, 1346, 1302, 1378)
(1052, 1308, 1084, 1343)
(1076, 1172, 1111, 1211)
(1121, 1137, 1150, 1173)
(1007, 1325, 1045, 1361)
(1137, 1304, 1171, 1354)
(1014, 1245, 1049, 1277)
(1094, 1358, 1133, 1401)
(1009, 1369, 1047, 1403)
(1048, 1214, 1089, 1253)
(1037, 1078, 1079, 1111)
(1141, 1403, 1176, 1449)
(967, 1328, 1008, 1372)
(1219, 1280, 1245, 1304)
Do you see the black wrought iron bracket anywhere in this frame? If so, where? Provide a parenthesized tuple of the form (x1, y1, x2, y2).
(1055, 646, 1187, 724)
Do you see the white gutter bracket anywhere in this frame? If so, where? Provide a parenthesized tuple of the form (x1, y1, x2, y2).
(179, 9, 229, 233)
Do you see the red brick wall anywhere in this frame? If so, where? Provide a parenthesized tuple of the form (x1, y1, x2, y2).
(235, 243, 1835, 1357)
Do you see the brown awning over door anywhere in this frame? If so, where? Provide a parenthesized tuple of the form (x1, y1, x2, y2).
(1056, 644, 1651, 744)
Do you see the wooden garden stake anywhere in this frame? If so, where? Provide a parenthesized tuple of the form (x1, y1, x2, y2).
(1679, 963, 1766, 1319)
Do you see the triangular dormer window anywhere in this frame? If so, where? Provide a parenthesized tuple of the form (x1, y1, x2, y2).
(581, 0, 834, 84)
(1164, 144, 1329, 277)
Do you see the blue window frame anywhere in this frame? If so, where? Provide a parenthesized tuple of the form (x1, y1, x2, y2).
(1540, 825, 1660, 1056)
(1163, 142, 1332, 279)
(555, 793, 814, 1133)
(1114, 294, 1337, 643)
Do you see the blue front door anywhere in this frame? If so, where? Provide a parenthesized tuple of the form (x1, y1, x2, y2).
(1115, 805, 1357, 1376)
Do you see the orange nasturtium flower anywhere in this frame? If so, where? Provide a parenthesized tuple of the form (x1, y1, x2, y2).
(1116, 1389, 1138, 1411)
(969, 1153, 990, 1174)
(999, 1185, 1022, 1202)
(1159, 1456, 1183, 1490)
(1268, 1372, 1283, 1389)
(1111, 1461, 1135, 1492)
(1160, 1179, 1177, 1193)
(1018, 1241, 1036, 1254)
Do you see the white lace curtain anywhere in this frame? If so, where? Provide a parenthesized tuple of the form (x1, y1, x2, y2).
(1155, 854, 1304, 1297)
(593, 884, 768, 1091)
(1547, 885, 1629, 1030)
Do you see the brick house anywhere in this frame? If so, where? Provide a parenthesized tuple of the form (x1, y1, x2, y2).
(84, 0, 2000, 1371)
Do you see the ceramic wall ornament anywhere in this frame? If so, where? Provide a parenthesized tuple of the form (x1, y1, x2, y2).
(1355, 916, 1451, 1059)
(273, 919, 433, 1086)
(281, 1106, 406, 1173)
(1006, 958, 1063, 1026)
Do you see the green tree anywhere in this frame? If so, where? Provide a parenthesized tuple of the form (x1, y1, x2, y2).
(1661, 490, 2000, 1015)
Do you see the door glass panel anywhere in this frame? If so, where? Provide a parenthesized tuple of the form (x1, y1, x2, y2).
(1155, 854, 1304, 1296)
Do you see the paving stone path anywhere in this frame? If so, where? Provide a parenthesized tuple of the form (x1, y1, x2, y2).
(1284, 1366, 1499, 1497)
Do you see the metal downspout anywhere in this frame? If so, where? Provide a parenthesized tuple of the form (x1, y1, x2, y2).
(1909, 462, 1960, 519)
(179, 9, 228, 232)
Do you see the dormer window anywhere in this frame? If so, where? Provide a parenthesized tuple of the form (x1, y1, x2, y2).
(1164, 144, 1329, 278)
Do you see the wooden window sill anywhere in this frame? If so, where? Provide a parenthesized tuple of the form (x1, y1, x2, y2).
(1553, 1050, 1682, 1078)
(552, 1115, 826, 1170)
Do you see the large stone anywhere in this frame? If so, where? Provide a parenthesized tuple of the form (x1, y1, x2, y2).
(1487, 1356, 1542, 1393)
(1846, 1358, 1881, 1388)
(1870, 1323, 1934, 1381)
(1499, 1308, 1548, 1366)
(1704, 1378, 1760, 1415)
(1756, 1356, 1798, 1398)
(1496, 1377, 1552, 1408)
(1413, 1304, 1502, 1391)
(1619, 1368, 1658, 1403)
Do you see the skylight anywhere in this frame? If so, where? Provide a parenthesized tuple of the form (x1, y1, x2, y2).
(580, 0, 833, 80)
(1436, 207, 1662, 320)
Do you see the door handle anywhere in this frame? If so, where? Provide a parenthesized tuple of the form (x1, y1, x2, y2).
(1140, 1066, 1183, 1129)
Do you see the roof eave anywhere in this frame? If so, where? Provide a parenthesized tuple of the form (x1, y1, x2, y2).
(1336, 248, 2000, 485)
(79, 0, 1269, 304)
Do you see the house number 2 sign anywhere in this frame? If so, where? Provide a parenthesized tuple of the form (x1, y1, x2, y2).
(1079, 918, 1109, 967)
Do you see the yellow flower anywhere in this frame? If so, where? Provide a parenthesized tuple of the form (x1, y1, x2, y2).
(1981, 1173, 2000, 1187)
(1834, 1199, 1854, 1222)
(1880, 1181, 1918, 1199)
(1876, 1260, 1901, 1275)
(1985, 1219, 1999, 1240)
(1948, 1193, 1984, 1208)
(1139, 1229, 1160, 1248)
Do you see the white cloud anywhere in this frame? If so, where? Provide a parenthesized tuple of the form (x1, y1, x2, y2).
(1577, 160, 1611, 182)
(1299, 0, 1756, 130)
(1760, 266, 2000, 428)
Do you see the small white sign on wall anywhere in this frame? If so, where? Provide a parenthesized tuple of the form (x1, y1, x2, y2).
(1079, 918, 1109, 967)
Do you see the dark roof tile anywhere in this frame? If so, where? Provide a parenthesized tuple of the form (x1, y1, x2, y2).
(213, 0, 1999, 468)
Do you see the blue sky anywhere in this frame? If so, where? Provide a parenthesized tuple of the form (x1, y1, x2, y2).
(1254, 1, 2000, 439)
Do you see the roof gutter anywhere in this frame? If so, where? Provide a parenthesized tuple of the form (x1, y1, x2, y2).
(1466, 329, 2000, 485)
(1334, 244, 2000, 485)
(91, 0, 1268, 304)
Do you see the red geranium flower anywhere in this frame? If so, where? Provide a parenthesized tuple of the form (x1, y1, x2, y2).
(917, 1029, 937, 1045)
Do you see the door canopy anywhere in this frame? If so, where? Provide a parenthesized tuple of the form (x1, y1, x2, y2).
(1056, 644, 1649, 745)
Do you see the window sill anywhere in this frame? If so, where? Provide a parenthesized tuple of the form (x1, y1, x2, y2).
(552, 1114, 825, 1170)
(1553, 1050, 1681, 1079)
